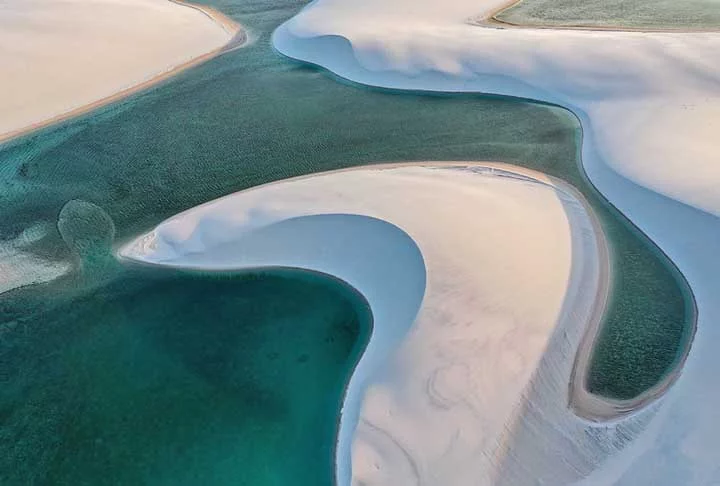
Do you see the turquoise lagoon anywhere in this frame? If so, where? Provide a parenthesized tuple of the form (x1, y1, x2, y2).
(0, 0, 693, 483)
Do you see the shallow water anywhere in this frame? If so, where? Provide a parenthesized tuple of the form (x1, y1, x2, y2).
(0, 0, 694, 483)
(0, 266, 369, 485)
(496, 0, 720, 29)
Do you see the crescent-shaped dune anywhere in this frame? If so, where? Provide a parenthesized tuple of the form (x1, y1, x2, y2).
(269, 0, 720, 483)
(120, 162, 608, 485)
(0, 0, 246, 293)
(4, 0, 714, 482)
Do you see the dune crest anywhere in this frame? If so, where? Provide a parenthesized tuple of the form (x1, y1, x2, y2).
(0, 0, 245, 143)
(120, 162, 607, 485)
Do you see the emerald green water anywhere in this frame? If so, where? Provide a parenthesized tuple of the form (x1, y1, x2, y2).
(0, 0, 694, 482)
(1, 264, 369, 485)
(496, 0, 720, 29)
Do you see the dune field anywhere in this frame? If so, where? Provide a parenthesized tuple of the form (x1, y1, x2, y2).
(268, 0, 720, 483)
(2, 0, 718, 484)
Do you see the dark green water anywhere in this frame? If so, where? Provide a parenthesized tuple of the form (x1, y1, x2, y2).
(0, 265, 369, 485)
(496, 0, 720, 29)
(0, 0, 694, 482)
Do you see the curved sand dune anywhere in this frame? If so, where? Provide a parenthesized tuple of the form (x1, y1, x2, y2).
(0, 0, 245, 143)
(0, 0, 246, 294)
(120, 162, 605, 486)
(271, 1, 720, 483)
(272, 0, 720, 219)
(0, 222, 71, 294)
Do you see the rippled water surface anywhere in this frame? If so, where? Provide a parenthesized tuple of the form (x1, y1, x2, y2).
(0, 0, 694, 483)
(497, 0, 720, 29)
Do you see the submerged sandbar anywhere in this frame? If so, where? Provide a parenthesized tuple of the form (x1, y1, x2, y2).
(0, 0, 245, 143)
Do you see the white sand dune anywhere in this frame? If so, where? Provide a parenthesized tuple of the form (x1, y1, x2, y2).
(271, 0, 720, 484)
(0, 0, 242, 142)
(272, 0, 720, 222)
(120, 163, 605, 486)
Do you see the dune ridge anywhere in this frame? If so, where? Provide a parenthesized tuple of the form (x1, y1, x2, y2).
(120, 162, 605, 486)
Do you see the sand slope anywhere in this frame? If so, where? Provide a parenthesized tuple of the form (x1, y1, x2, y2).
(120, 163, 605, 486)
(271, 0, 720, 483)
(0, 0, 238, 141)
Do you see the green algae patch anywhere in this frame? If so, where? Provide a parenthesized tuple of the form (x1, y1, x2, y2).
(495, 0, 720, 30)
(585, 215, 695, 401)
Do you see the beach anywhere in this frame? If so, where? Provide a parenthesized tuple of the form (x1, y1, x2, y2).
(269, 0, 720, 482)
(0, 0, 245, 143)
(119, 162, 606, 485)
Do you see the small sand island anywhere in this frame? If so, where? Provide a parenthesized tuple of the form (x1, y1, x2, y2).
(0, 0, 245, 143)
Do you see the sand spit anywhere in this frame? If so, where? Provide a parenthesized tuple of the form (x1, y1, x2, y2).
(119, 162, 605, 486)
(270, 0, 718, 483)
(0, 224, 71, 295)
(0, 0, 246, 144)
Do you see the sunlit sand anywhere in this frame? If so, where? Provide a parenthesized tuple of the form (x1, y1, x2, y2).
(120, 162, 606, 486)
(270, 0, 720, 483)
(0, 0, 244, 142)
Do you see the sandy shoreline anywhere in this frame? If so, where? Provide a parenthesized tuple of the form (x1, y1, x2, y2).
(270, 0, 717, 480)
(118, 161, 605, 485)
(569, 217, 697, 422)
(0, 0, 246, 146)
(446, 162, 691, 423)
(474, 1, 702, 421)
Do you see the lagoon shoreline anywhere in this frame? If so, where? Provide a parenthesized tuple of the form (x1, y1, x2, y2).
(117, 161, 609, 486)
(0, 0, 246, 146)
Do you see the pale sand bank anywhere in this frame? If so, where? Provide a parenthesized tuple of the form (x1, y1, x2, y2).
(119, 162, 605, 486)
(271, 0, 718, 483)
(0, 222, 71, 295)
(272, 0, 720, 217)
(0, 0, 244, 143)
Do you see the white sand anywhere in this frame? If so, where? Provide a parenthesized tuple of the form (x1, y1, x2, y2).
(273, 0, 720, 217)
(0, 0, 238, 141)
(119, 162, 604, 486)
(272, 1, 720, 484)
